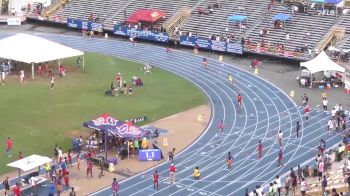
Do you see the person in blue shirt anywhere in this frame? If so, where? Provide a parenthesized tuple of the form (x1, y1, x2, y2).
(48, 182, 56, 196)
(61, 161, 67, 176)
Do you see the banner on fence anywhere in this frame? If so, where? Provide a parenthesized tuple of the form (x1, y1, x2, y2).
(179, 36, 243, 54)
(67, 18, 103, 31)
(113, 25, 169, 43)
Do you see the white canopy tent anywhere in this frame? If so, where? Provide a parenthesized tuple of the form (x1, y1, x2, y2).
(0, 34, 84, 79)
(7, 154, 51, 172)
(300, 51, 345, 74)
(7, 154, 51, 182)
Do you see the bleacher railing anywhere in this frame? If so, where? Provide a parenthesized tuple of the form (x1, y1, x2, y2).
(163, 8, 192, 39)
(316, 26, 345, 52)
(43, 0, 67, 18)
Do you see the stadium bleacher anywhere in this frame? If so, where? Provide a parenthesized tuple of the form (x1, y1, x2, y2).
(179, 0, 270, 40)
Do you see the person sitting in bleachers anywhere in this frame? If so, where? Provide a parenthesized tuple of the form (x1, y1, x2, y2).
(89, 13, 94, 22)
(213, 0, 222, 8)
(198, 7, 208, 15)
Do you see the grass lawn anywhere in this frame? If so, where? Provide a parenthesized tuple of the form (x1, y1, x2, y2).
(0, 52, 207, 174)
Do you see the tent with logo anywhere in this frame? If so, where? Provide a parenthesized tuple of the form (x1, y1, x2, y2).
(126, 9, 166, 24)
(83, 114, 150, 160)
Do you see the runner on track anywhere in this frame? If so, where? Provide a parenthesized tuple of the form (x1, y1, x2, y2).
(237, 94, 243, 108)
(153, 170, 159, 190)
(218, 120, 224, 133)
(227, 152, 233, 170)
(277, 130, 283, 148)
(203, 58, 208, 69)
(228, 74, 233, 85)
(257, 141, 263, 160)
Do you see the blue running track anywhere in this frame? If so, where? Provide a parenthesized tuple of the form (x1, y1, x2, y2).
(0, 32, 341, 196)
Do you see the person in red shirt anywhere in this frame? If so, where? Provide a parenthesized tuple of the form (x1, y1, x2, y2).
(6, 137, 13, 158)
(37, 64, 42, 78)
(68, 149, 72, 167)
(45, 63, 49, 78)
(153, 170, 159, 190)
(257, 141, 263, 160)
(304, 105, 310, 121)
(64, 172, 69, 190)
(116, 73, 121, 82)
(13, 182, 21, 196)
(166, 47, 171, 53)
(277, 149, 284, 167)
(237, 94, 243, 108)
(169, 164, 176, 184)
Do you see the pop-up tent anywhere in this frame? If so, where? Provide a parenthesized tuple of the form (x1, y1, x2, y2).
(273, 13, 291, 21)
(126, 9, 166, 24)
(7, 154, 51, 182)
(300, 51, 345, 74)
(0, 34, 84, 79)
(83, 114, 150, 160)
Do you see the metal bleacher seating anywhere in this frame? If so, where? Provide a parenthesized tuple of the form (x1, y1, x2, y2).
(336, 14, 350, 50)
(179, 0, 270, 40)
(55, 0, 196, 30)
(246, 5, 338, 52)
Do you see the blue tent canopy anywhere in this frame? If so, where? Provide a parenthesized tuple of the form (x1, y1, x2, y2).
(311, 0, 325, 3)
(273, 13, 291, 21)
(325, 0, 341, 4)
(228, 15, 247, 22)
(83, 113, 124, 132)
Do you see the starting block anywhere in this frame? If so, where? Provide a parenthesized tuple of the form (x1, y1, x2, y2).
(289, 90, 295, 98)
(163, 138, 168, 147)
(197, 114, 203, 122)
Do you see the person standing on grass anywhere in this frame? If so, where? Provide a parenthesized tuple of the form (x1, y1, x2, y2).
(19, 70, 25, 84)
(69, 187, 76, 196)
(218, 120, 224, 133)
(76, 57, 81, 70)
(37, 63, 42, 78)
(227, 152, 233, 170)
(257, 141, 263, 160)
(277, 130, 283, 149)
(3, 176, 10, 196)
(45, 62, 49, 77)
(237, 93, 243, 108)
(112, 178, 120, 196)
(296, 121, 300, 139)
(6, 137, 13, 158)
(50, 76, 55, 90)
(277, 149, 284, 167)
(322, 98, 328, 111)
(153, 170, 159, 190)
(169, 163, 176, 184)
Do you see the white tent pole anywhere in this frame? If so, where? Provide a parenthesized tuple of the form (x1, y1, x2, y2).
(31, 63, 34, 80)
(83, 55, 85, 70)
(58, 59, 61, 71)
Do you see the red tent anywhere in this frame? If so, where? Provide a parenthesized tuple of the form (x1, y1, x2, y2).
(126, 9, 166, 24)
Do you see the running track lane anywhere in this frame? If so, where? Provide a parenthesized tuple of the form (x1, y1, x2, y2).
(0, 32, 340, 196)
